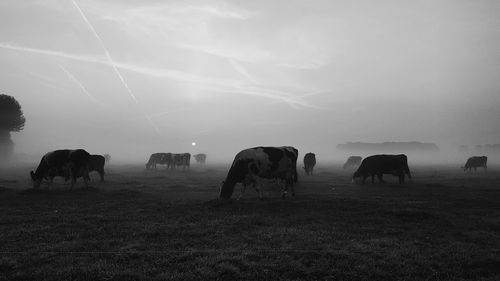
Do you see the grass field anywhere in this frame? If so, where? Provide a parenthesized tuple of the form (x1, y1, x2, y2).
(0, 163, 499, 280)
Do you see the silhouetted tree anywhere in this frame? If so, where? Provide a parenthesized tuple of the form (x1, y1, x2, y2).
(0, 94, 26, 160)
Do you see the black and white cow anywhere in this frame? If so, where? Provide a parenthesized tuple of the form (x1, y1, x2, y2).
(343, 156, 362, 169)
(172, 153, 191, 169)
(193, 153, 207, 164)
(303, 152, 316, 175)
(145, 153, 172, 170)
(219, 146, 299, 200)
(353, 154, 411, 184)
(30, 149, 91, 189)
(88, 154, 106, 182)
(463, 156, 487, 172)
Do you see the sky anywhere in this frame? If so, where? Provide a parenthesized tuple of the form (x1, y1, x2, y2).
(0, 0, 499, 162)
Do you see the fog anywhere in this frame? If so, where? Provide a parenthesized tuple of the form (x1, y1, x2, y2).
(1, 0, 499, 165)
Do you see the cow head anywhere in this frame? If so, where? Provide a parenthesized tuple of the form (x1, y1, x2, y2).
(220, 180, 236, 200)
(30, 171, 42, 189)
(352, 171, 361, 182)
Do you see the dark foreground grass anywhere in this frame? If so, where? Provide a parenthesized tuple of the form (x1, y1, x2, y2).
(0, 166, 500, 280)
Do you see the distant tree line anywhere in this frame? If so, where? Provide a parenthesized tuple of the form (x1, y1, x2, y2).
(337, 142, 439, 153)
(459, 144, 500, 153)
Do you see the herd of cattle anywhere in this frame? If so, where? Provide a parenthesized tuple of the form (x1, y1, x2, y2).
(29, 147, 489, 199)
(30, 149, 105, 189)
(145, 153, 207, 170)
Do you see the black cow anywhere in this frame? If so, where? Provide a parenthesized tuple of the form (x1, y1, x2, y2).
(172, 153, 191, 169)
(30, 149, 91, 189)
(145, 153, 172, 170)
(343, 156, 362, 169)
(219, 146, 298, 200)
(303, 152, 316, 175)
(88, 154, 105, 182)
(353, 154, 411, 184)
(193, 153, 207, 164)
(463, 156, 487, 172)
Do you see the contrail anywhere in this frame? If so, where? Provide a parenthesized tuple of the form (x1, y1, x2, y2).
(0, 42, 104, 63)
(0, 43, 240, 87)
(71, 0, 138, 103)
(228, 58, 259, 84)
(0, 42, 317, 109)
(143, 114, 160, 134)
(70, 0, 166, 134)
(58, 64, 105, 107)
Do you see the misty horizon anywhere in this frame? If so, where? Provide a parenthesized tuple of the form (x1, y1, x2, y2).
(1, 0, 499, 164)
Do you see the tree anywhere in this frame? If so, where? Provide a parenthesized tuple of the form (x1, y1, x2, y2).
(0, 94, 26, 160)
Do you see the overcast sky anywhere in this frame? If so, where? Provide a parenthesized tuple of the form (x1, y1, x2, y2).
(1, 0, 499, 161)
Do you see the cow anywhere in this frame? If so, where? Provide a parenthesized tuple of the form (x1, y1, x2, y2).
(463, 156, 487, 172)
(193, 153, 207, 164)
(343, 156, 362, 169)
(353, 154, 412, 184)
(145, 153, 172, 170)
(219, 146, 298, 200)
(30, 149, 91, 189)
(172, 153, 191, 169)
(88, 154, 106, 182)
(303, 152, 316, 175)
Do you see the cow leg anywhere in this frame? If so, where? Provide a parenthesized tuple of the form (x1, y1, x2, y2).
(285, 173, 295, 197)
(281, 180, 288, 198)
(251, 182, 261, 199)
(48, 176, 54, 190)
(83, 166, 90, 188)
(255, 183, 265, 200)
(362, 176, 367, 184)
(289, 179, 295, 197)
(377, 174, 385, 183)
(83, 175, 89, 188)
(238, 184, 247, 200)
(69, 169, 75, 189)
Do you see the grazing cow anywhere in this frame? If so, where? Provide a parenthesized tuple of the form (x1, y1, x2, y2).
(219, 146, 298, 200)
(88, 154, 106, 182)
(303, 152, 316, 175)
(145, 153, 172, 170)
(30, 149, 91, 189)
(463, 156, 487, 172)
(193, 153, 207, 164)
(343, 156, 362, 169)
(172, 153, 191, 169)
(104, 154, 111, 163)
(353, 154, 412, 184)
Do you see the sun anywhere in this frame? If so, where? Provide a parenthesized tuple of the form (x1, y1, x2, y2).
(191, 142, 197, 147)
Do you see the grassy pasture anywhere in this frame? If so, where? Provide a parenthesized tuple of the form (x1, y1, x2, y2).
(0, 163, 499, 280)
